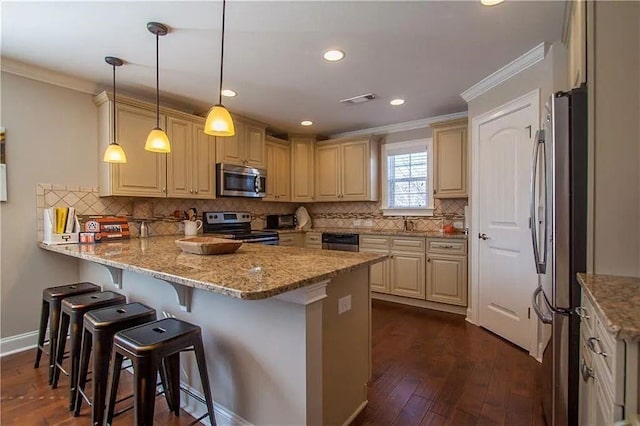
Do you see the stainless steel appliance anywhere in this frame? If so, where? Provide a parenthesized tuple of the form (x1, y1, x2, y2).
(530, 86, 587, 426)
(216, 163, 266, 198)
(265, 214, 296, 230)
(202, 211, 279, 245)
(321, 233, 359, 252)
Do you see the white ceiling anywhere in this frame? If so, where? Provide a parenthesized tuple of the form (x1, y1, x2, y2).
(1, 1, 565, 135)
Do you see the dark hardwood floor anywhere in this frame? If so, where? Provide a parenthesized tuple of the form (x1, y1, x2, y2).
(353, 300, 545, 426)
(1, 300, 544, 425)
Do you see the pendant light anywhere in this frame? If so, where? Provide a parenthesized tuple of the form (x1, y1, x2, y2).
(103, 56, 127, 163)
(145, 22, 171, 153)
(204, 0, 235, 137)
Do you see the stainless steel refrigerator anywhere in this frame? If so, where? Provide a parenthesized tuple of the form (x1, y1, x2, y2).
(530, 85, 588, 426)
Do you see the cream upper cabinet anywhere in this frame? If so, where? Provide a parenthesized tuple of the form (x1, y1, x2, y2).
(216, 119, 266, 169)
(290, 136, 315, 202)
(314, 136, 378, 202)
(432, 118, 468, 198)
(97, 97, 167, 197)
(191, 123, 217, 198)
(425, 239, 468, 306)
(567, 0, 586, 88)
(264, 136, 291, 202)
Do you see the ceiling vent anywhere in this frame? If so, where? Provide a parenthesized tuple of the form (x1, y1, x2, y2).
(340, 93, 376, 105)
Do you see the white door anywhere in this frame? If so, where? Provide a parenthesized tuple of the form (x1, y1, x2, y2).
(477, 99, 538, 350)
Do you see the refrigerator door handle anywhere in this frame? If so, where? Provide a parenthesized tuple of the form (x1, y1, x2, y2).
(532, 286, 552, 324)
(530, 130, 547, 274)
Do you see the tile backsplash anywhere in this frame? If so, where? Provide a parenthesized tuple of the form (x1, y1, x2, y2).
(37, 183, 467, 240)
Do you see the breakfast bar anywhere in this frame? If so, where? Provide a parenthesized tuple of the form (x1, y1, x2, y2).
(39, 236, 385, 425)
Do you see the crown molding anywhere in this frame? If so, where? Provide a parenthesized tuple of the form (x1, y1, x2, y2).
(329, 111, 468, 139)
(460, 42, 547, 103)
(0, 57, 98, 94)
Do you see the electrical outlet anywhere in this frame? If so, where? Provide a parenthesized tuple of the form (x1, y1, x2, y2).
(363, 219, 373, 227)
(338, 295, 352, 314)
(353, 219, 362, 227)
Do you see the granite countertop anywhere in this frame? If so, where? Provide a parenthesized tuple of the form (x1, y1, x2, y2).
(267, 227, 468, 239)
(39, 236, 386, 301)
(577, 273, 640, 341)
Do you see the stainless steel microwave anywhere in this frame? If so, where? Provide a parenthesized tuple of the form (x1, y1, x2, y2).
(216, 163, 266, 198)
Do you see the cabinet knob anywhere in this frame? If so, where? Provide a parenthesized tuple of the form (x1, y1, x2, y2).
(162, 187, 166, 193)
(194, 190, 198, 194)
(190, 189, 193, 193)
(427, 257, 431, 262)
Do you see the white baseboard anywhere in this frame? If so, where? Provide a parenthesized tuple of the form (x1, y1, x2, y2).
(177, 382, 252, 426)
(343, 400, 368, 426)
(371, 293, 467, 316)
(0, 329, 45, 357)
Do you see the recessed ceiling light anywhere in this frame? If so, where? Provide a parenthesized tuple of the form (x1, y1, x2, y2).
(481, 0, 504, 5)
(221, 89, 237, 97)
(390, 99, 405, 106)
(323, 50, 345, 62)
(301, 120, 313, 126)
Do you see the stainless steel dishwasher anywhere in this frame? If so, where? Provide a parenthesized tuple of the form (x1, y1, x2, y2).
(321, 233, 359, 252)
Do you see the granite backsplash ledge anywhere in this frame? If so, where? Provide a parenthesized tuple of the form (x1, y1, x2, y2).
(37, 183, 467, 239)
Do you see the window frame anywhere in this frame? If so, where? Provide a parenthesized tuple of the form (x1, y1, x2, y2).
(381, 138, 434, 217)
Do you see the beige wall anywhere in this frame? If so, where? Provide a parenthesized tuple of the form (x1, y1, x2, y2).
(0, 72, 98, 338)
(590, 1, 640, 276)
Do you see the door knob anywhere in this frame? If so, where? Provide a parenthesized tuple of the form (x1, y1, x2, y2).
(478, 233, 489, 240)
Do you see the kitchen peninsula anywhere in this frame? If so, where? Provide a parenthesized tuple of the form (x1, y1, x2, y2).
(39, 236, 385, 425)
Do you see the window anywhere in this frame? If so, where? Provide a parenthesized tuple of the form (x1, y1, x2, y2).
(381, 139, 434, 216)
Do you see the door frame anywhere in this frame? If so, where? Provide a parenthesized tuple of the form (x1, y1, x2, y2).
(467, 88, 540, 358)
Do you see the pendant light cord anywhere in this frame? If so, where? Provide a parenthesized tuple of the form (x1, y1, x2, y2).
(218, 0, 226, 105)
(156, 32, 160, 128)
(112, 63, 117, 143)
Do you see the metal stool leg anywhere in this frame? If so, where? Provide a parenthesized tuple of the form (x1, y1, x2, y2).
(52, 311, 70, 388)
(34, 300, 49, 368)
(194, 340, 217, 426)
(73, 328, 92, 417)
(68, 312, 84, 411)
(48, 301, 62, 385)
(104, 350, 124, 426)
(134, 357, 159, 426)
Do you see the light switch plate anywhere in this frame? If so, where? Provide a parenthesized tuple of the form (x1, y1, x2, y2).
(338, 295, 352, 314)
(363, 219, 373, 227)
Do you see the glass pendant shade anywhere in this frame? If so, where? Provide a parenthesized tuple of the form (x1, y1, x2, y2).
(145, 127, 171, 153)
(104, 143, 127, 163)
(204, 105, 235, 136)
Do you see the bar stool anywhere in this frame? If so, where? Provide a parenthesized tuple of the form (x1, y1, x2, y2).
(34, 282, 101, 384)
(51, 291, 126, 411)
(74, 303, 157, 426)
(104, 318, 217, 426)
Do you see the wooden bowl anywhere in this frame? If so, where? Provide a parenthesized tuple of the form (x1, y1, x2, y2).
(175, 237, 242, 255)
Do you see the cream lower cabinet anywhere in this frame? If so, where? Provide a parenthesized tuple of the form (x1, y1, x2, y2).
(278, 232, 304, 247)
(264, 136, 291, 201)
(360, 235, 424, 299)
(304, 232, 322, 249)
(577, 290, 637, 424)
(315, 136, 378, 202)
(425, 239, 468, 306)
(216, 119, 266, 169)
(432, 118, 468, 198)
(166, 117, 216, 199)
(290, 136, 315, 202)
(97, 98, 167, 197)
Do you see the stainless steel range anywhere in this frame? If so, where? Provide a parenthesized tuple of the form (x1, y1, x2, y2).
(202, 211, 279, 245)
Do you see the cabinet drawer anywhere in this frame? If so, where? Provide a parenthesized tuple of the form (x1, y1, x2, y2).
(427, 239, 466, 254)
(360, 235, 390, 250)
(305, 232, 322, 248)
(391, 237, 425, 252)
(279, 235, 295, 245)
(577, 293, 595, 336)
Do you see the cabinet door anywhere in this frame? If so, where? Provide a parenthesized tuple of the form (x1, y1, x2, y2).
(579, 338, 596, 426)
(291, 138, 315, 202)
(114, 104, 167, 196)
(244, 124, 266, 168)
(361, 248, 389, 293)
(192, 123, 216, 198)
(389, 251, 425, 299)
(216, 121, 244, 166)
(315, 144, 341, 201)
(434, 121, 467, 198)
(166, 117, 192, 198)
(341, 140, 369, 200)
(426, 253, 467, 306)
(264, 142, 276, 200)
(275, 143, 291, 201)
